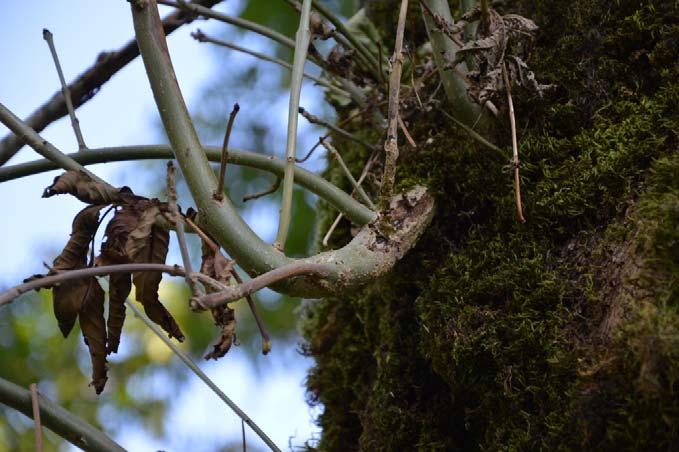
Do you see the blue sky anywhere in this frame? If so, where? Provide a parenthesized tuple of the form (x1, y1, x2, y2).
(0, 1, 332, 449)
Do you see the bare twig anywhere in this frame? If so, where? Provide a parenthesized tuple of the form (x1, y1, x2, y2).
(502, 63, 526, 223)
(191, 30, 349, 98)
(216, 103, 240, 201)
(0, 263, 226, 307)
(242, 419, 247, 452)
(275, 0, 313, 250)
(231, 269, 272, 355)
(379, 0, 410, 214)
(167, 162, 205, 307)
(125, 299, 281, 451)
(397, 114, 417, 148)
(243, 177, 281, 203)
(320, 138, 375, 209)
(29, 384, 43, 452)
(0, 0, 221, 166)
(438, 108, 505, 158)
(43, 29, 87, 151)
(322, 150, 377, 246)
(200, 262, 334, 308)
(296, 106, 377, 163)
(322, 212, 344, 247)
(299, 107, 375, 152)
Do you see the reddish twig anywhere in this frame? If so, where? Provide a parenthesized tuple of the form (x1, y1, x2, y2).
(502, 62, 526, 223)
(216, 103, 240, 201)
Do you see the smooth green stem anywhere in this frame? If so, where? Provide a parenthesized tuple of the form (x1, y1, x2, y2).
(132, 0, 290, 276)
(192, 30, 349, 98)
(0, 146, 377, 226)
(275, 0, 312, 250)
(130, 0, 431, 300)
(0, 102, 106, 185)
(421, 0, 485, 127)
(125, 300, 281, 452)
(0, 377, 125, 452)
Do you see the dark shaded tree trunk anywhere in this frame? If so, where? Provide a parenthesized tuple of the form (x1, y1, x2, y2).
(303, 0, 679, 450)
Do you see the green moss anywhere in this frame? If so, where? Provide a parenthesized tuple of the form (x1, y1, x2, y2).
(303, 0, 679, 450)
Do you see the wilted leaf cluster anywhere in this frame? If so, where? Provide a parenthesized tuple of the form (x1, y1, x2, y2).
(31, 170, 186, 393)
(451, 5, 555, 105)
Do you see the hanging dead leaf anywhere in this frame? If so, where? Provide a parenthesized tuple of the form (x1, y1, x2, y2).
(204, 305, 237, 360)
(124, 204, 162, 262)
(447, 5, 554, 105)
(201, 240, 237, 360)
(42, 170, 127, 205)
(107, 272, 131, 354)
(49, 205, 104, 337)
(130, 213, 184, 341)
(77, 278, 108, 394)
(99, 203, 143, 264)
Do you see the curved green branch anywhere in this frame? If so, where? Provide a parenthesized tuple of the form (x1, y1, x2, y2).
(0, 377, 125, 452)
(0, 146, 376, 226)
(421, 0, 485, 127)
(131, 0, 435, 298)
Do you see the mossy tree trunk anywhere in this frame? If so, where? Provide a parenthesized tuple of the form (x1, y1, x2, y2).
(302, 0, 679, 450)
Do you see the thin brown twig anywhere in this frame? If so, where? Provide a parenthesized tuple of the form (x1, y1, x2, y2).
(322, 150, 377, 246)
(298, 107, 375, 152)
(296, 106, 375, 163)
(0, 0, 221, 166)
(167, 162, 205, 305)
(502, 62, 526, 223)
(43, 29, 87, 151)
(230, 269, 272, 355)
(29, 383, 43, 452)
(379, 0, 410, 215)
(216, 103, 240, 201)
(397, 114, 417, 148)
(0, 263, 225, 307)
(320, 138, 375, 209)
(242, 177, 281, 203)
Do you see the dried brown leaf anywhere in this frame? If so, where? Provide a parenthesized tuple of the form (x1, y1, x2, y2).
(200, 240, 237, 360)
(130, 218, 184, 341)
(53, 205, 103, 271)
(204, 305, 237, 360)
(124, 204, 162, 262)
(43, 170, 126, 205)
(107, 272, 131, 354)
(77, 278, 108, 394)
(99, 204, 142, 264)
(50, 205, 103, 337)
